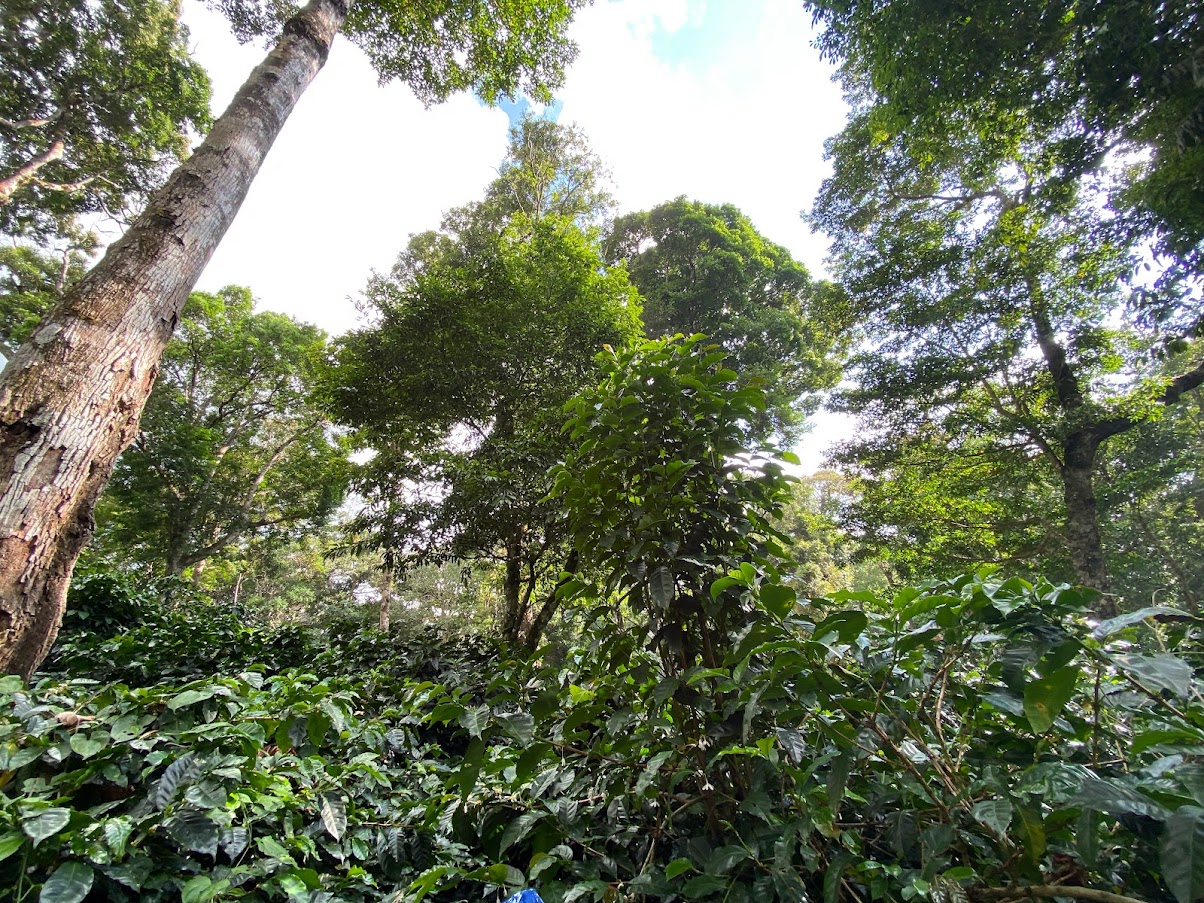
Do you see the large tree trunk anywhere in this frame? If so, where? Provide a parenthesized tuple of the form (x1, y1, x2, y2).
(0, 0, 350, 678)
(1060, 430, 1115, 614)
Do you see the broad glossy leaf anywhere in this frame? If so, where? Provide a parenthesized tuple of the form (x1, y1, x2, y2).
(0, 831, 24, 861)
(650, 567, 675, 607)
(497, 711, 535, 746)
(167, 687, 218, 710)
(1113, 653, 1194, 699)
(499, 812, 544, 853)
(760, 583, 797, 619)
(319, 793, 347, 840)
(1075, 777, 1171, 820)
(22, 808, 71, 846)
(1162, 806, 1204, 903)
(39, 861, 94, 903)
(775, 727, 806, 765)
(166, 809, 219, 856)
(458, 706, 489, 739)
(1023, 664, 1078, 733)
(813, 610, 868, 646)
(154, 753, 200, 809)
(1094, 606, 1193, 640)
(665, 858, 694, 879)
(103, 818, 133, 859)
(970, 798, 1012, 836)
(68, 731, 105, 759)
(1013, 803, 1046, 867)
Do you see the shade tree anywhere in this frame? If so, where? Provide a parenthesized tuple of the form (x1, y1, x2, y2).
(0, 0, 212, 239)
(605, 198, 847, 441)
(334, 207, 641, 652)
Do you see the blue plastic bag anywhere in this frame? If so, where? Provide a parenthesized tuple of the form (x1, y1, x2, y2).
(503, 891, 545, 903)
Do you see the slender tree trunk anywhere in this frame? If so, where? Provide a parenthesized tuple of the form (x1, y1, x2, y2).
(501, 539, 524, 645)
(0, 0, 350, 678)
(518, 549, 579, 655)
(378, 561, 393, 632)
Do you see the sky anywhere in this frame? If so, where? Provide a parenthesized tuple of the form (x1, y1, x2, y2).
(175, 0, 853, 467)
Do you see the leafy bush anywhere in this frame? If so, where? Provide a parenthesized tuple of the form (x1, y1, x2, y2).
(4, 573, 1204, 903)
(46, 579, 316, 686)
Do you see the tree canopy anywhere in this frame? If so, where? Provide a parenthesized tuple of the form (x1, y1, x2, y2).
(0, 0, 212, 239)
(606, 198, 846, 440)
(94, 286, 349, 578)
(334, 196, 641, 648)
(805, 0, 1204, 332)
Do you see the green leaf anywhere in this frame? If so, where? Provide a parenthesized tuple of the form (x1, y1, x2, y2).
(68, 731, 105, 759)
(39, 861, 94, 903)
(0, 831, 24, 862)
(665, 857, 694, 879)
(636, 749, 674, 795)
(499, 812, 544, 853)
(0, 675, 23, 694)
(760, 583, 797, 619)
(1093, 606, 1192, 639)
(710, 576, 741, 600)
(706, 845, 750, 875)
(154, 753, 200, 809)
(103, 818, 133, 859)
(682, 874, 728, 897)
(497, 711, 535, 746)
(166, 810, 219, 856)
(1023, 664, 1078, 733)
(181, 876, 216, 903)
(970, 798, 1012, 836)
(409, 867, 449, 903)
(775, 727, 806, 765)
(1013, 803, 1046, 867)
(482, 863, 525, 887)
(1075, 777, 1171, 820)
(23, 808, 71, 847)
(650, 566, 675, 607)
(1114, 653, 1194, 699)
(319, 793, 347, 840)
(813, 610, 868, 646)
(458, 706, 489, 739)
(1162, 806, 1204, 903)
(167, 687, 218, 710)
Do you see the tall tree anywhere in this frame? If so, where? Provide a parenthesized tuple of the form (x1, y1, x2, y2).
(93, 287, 348, 577)
(335, 210, 641, 651)
(811, 101, 1204, 607)
(0, 0, 585, 677)
(482, 114, 614, 227)
(0, 0, 211, 239)
(605, 198, 846, 440)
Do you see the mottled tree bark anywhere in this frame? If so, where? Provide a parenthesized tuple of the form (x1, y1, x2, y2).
(0, 0, 350, 678)
(1060, 431, 1110, 598)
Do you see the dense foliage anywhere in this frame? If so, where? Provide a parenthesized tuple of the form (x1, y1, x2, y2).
(606, 199, 846, 440)
(93, 287, 349, 579)
(0, 0, 211, 239)
(5, 569, 1204, 903)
